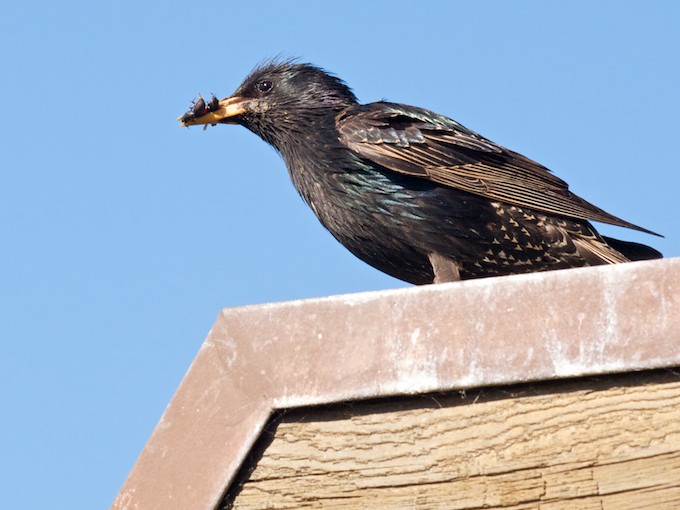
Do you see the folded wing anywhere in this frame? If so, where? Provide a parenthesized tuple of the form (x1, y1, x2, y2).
(337, 102, 658, 236)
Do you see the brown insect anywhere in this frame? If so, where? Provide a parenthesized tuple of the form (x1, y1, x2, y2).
(180, 94, 208, 124)
(206, 94, 220, 113)
(180, 94, 221, 128)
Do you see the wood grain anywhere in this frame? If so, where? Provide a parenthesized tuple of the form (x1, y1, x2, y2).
(226, 370, 680, 509)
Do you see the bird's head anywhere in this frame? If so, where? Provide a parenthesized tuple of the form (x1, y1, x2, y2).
(179, 60, 357, 150)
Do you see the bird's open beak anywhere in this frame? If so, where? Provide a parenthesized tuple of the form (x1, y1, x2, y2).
(178, 96, 247, 127)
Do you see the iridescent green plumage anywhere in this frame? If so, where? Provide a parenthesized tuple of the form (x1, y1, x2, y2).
(180, 60, 661, 284)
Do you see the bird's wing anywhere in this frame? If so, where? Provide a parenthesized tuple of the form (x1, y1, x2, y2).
(337, 102, 657, 235)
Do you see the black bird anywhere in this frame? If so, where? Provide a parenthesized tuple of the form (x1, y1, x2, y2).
(179, 60, 661, 284)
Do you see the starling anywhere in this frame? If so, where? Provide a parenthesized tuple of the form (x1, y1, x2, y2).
(179, 60, 661, 284)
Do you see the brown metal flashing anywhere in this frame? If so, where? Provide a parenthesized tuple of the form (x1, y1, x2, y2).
(112, 258, 680, 510)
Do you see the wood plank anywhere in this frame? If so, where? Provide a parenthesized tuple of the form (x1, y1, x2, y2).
(225, 370, 680, 509)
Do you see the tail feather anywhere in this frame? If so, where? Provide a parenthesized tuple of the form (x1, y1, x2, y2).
(602, 236, 663, 261)
(572, 237, 631, 265)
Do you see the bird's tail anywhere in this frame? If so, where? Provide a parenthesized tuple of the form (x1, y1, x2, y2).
(602, 236, 663, 261)
(571, 233, 662, 266)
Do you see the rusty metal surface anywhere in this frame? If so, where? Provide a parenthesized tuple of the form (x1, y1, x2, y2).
(112, 258, 680, 510)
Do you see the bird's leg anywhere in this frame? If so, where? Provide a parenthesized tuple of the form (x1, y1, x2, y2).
(428, 252, 461, 283)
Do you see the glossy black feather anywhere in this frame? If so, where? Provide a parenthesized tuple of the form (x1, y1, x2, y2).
(337, 102, 659, 235)
(184, 60, 662, 284)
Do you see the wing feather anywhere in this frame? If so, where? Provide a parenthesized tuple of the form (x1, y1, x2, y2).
(337, 102, 658, 235)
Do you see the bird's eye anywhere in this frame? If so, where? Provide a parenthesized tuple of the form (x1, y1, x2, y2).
(257, 80, 273, 94)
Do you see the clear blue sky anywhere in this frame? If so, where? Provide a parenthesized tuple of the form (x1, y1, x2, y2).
(1, 2, 678, 508)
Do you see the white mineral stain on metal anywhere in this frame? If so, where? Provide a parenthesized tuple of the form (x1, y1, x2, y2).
(543, 325, 630, 378)
(381, 326, 477, 395)
(410, 327, 421, 345)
